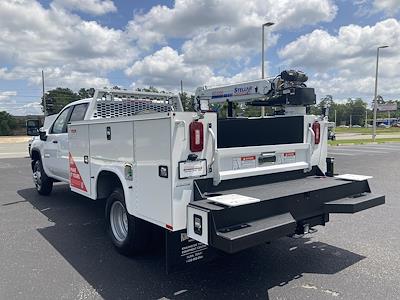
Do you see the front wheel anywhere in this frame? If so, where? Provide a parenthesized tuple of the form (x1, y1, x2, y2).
(105, 188, 150, 255)
(33, 160, 53, 195)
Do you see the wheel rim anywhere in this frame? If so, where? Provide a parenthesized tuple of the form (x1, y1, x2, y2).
(110, 200, 128, 243)
(33, 163, 42, 189)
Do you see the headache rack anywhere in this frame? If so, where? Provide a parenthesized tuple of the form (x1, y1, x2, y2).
(89, 89, 183, 119)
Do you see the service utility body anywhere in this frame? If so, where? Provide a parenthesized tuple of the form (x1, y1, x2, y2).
(29, 70, 385, 272)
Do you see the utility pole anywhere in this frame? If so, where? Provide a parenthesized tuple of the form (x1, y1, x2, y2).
(180, 80, 183, 95)
(334, 109, 337, 127)
(261, 22, 274, 118)
(365, 110, 368, 127)
(42, 70, 46, 116)
(372, 45, 389, 141)
(180, 80, 185, 110)
(350, 115, 352, 128)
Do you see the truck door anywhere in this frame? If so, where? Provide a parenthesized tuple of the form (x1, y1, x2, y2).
(58, 103, 88, 180)
(44, 107, 72, 180)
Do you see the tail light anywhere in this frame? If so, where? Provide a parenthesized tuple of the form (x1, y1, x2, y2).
(189, 121, 204, 152)
(312, 121, 321, 144)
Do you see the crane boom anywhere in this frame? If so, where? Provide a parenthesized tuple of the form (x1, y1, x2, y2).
(194, 70, 316, 114)
(195, 79, 272, 104)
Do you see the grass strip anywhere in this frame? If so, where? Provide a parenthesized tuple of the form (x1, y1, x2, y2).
(329, 138, 400, 146)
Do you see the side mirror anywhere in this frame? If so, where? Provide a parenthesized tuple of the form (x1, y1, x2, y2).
(27, 127, 40, 136)
(39, 128, 47, 141)
(26, 119, 40, 136)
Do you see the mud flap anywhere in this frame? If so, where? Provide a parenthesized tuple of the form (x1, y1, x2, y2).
(165, 229, 217, 274)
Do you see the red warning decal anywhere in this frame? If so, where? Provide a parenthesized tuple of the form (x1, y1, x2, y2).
(241, 155, 256, 161)
(284, 152, 296, 157)
(69, 153, 87, 192)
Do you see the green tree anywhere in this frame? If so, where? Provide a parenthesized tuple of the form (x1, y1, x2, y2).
(42, 88, 80, 115)
(78, 88, 95, 99)
(180, 92, 195, 111)
(346, 98, 366, 126)
(136, 86, 159, 93)
(243, 104, 265, 117)
(0, 111, 17, 135)
(309, 95, 369, 126)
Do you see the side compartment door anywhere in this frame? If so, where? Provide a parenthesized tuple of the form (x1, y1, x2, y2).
(68, 123, 91, 197)
(135, 118, 172, 226)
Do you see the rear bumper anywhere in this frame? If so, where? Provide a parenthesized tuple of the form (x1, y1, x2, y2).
(189, 170, 385, 254)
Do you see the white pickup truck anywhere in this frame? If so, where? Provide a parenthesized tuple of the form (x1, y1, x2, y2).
(29, 72, 384, 272)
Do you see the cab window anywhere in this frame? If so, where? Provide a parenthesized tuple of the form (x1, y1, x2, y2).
(69, 103, 88, 122)
(51, 107, 71, 134)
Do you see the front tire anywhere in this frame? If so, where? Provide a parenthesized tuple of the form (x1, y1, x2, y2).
(33, 160, 53, 195)
(105, 188, 150, 255)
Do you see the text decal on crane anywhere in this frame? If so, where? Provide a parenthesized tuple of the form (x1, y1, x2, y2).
(69, 153, 87, 192)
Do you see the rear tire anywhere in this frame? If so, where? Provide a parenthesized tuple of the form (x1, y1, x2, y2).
(105, 188, 150, 255)
(33, 160, 53, 196)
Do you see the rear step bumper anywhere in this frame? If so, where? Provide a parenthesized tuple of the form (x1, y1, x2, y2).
(216, 213, 297, 253)
(188, 173, 385, 254)
(324, 194, 385, 213)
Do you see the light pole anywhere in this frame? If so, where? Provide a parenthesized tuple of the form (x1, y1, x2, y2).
(372, 45, 389, 141)
(261, 22, 275, 117)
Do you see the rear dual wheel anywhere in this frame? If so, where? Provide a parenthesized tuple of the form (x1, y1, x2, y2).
(105, 188, 150, 255)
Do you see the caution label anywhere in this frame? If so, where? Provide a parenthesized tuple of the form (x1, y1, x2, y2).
(233, 155, 256, 170)
(283, 151, 296, 163)
(69, 153, 87, 192)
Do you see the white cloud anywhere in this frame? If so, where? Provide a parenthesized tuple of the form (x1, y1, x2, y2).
(205, 66, 264, 87)
(354, 0, 400, 17)
(13, 102, 43, 116)
(279, 18, 400, 101)
(309, 75, 400, 102)
(0, 2, 135, 69)
(181, 28, 278, 66)
(126, 47, 214, 90)
(52, 0, 117, 15)
(373, 0, 400, 16)
(0, 91, 17, 99)
(126, 46, 265, 92)
(125, 0, 337, 91)
(0, 1, 136, 85)
(0, 90, 42, 115)
(127, 0, 337, 59)
(42, 68, 111, 90)
(0, 101, 43, 116)
(0, 91, 18, 114)
(0, 66, 111, 91)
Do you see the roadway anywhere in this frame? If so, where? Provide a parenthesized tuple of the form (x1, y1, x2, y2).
(0, 142, 399, 299)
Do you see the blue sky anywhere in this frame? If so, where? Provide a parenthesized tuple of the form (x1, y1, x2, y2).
(0, 0, 399, 115)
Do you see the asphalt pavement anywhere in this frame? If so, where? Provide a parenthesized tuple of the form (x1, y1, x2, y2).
(0, 143, 399, 299)
(0, 142, 29, 159)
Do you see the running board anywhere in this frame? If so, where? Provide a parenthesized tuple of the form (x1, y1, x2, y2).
(215, 213, 296, 253)
(324, 193, 385, 214)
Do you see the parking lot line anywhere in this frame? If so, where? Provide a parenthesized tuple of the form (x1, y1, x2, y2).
(366, 145, 400, 149)
(332, 148, 388, 154)
(358, 146, 400, 151)
(0, 152, 28, 158)
(327, 152, 355, 156)
(0, 152, 28, 155)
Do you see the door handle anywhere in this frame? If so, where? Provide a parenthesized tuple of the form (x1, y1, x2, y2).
(52, 140, 58, 144)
